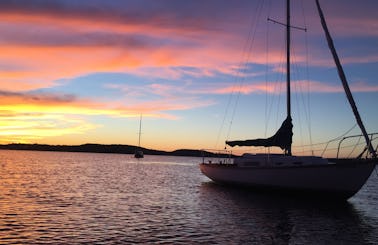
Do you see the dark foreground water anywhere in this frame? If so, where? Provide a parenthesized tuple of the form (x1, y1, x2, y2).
(1, 150, 377, 244)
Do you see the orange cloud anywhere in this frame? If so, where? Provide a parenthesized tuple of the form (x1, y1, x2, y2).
(0, 109, 99, 144)
(0, 84, 219, 143)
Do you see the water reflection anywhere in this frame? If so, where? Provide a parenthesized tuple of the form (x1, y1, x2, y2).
(199, 182, 377, 244)
(0, 150, 377, 244)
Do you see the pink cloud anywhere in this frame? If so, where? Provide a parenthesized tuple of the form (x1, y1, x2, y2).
(0, 2, 375, 96)
(209, 80, 378, 95)
(306, 80, 378, 93)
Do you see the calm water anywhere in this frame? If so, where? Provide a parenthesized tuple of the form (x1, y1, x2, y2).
(1, 150, 377, 244)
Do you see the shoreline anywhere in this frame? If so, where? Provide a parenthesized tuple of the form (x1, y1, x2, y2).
(0, 143, 230, 158)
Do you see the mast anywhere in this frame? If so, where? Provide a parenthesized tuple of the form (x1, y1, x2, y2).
(138, 114, 142, 147)
(315, 0, 377, 158)
(286, 0, 292, 155)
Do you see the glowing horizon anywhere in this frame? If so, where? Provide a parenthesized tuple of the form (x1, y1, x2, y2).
(0, 0, 377, 156)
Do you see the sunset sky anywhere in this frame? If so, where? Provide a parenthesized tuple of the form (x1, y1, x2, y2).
(0, 0, 377, 156)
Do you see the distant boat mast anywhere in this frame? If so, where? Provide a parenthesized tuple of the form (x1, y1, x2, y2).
(137, 114, 142, 148)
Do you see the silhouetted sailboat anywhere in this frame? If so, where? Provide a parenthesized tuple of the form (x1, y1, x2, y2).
(134, 115, 144, 158)
(200, 0, 377, 199)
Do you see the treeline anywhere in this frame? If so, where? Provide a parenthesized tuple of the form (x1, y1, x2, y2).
(0, 143, 227, 157)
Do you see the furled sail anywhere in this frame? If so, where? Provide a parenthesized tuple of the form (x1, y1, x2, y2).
(226, 117, 293, 153)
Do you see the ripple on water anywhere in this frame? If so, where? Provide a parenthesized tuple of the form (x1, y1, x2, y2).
(0, 151, 377, 244)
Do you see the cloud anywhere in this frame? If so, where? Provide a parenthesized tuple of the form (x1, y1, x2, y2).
(0, 0, 375, 95)
(0, 87, 211, 143)
(0, 79, 216, 120)
(304, 81, 378, 93)
(0, 90, 100, 143)
(0, 80, 222, 143)
(0, 0, 376, 145)
(310, 0, 378, 37)
(105, 81, 216, 118)
(206, 80, 378, 95)
(0, 90, 77, 104)
(0, 113, 98, 144)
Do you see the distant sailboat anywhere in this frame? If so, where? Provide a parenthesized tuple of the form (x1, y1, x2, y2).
(134, 115, 144, 158)
(200, 0, 377, 199)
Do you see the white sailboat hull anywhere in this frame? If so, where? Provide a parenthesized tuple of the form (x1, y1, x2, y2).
(200, 157, 376, 199)
(199, 0, 378, 200)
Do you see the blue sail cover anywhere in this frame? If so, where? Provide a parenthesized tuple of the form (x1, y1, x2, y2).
(226, 117, 293, 152)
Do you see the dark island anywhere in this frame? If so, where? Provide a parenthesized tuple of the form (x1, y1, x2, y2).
(0, 143, 233, 158)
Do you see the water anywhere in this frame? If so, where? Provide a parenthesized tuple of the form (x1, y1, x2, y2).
(0, 150, 377, 244)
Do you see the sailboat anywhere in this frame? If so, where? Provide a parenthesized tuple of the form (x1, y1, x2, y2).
(134, 114, 144, 158)
(200, 0, 377, 199)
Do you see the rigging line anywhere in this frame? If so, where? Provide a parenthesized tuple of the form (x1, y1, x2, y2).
(347, 135, 362, 158)
(264, 0, 272, 138)
(299, 0, 313, 153)
(265, 27, 286, 136)
(265, 46, 285, 138)
(291, 39, 311, 154)
(214, 90, 235, 149)
(321, 124, 358, 157)
(297, 136, 378, 155)
(225, 0, 265, 142)
(292, 52, 305, 154)
(296, 123, 357, 147)
(294, 141, 368, 156)
(264, 1, 288, 135)
(281, 0, 309, 153)
(264, 0, 275, 137)
(316, 0, 376, 158)
(265, 0, 286, 138)
(267, 18, 306, 32)
(214, 1, 263, 149)
(266, 2, 301, 138)
(222, 17, 257, 146)
(274, 47, 286, 131)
